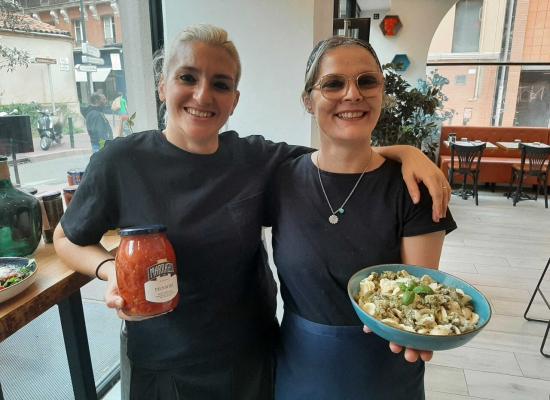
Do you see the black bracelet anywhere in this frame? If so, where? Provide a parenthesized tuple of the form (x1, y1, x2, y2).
(95, 258, 115, 281)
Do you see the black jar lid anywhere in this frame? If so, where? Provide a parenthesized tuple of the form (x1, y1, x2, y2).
(40, 190, 61, 201)
(119, 224, 167, 236)
(63, 185, 78, 193)
(0, 156, 7, 162)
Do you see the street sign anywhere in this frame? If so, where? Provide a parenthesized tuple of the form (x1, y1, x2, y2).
(59, 57, 70, 71)
(81, 55, 105, 66)
(34, 57, 57, 64)
(82, 42, 100, 58)
(77, 64, 98, 72)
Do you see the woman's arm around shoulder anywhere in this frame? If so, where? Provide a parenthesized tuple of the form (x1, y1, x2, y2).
(375, 145, 450, 222)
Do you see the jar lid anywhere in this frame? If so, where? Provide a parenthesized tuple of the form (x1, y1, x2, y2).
(63, 185, 78, 193)
(119, 224, 167, 236)
(40, 190, 61, 201)
(67, 169, 84, 174)
(0, 156, 7, 162)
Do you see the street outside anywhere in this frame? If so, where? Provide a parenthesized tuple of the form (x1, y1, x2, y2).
(8, 132, 94, 192)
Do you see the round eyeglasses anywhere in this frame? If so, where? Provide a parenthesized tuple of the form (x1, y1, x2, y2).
(310, 72, 384, 100)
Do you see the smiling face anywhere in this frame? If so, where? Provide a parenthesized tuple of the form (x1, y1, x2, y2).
(305, 45, 383, 146)
(159, 41, 240, 153)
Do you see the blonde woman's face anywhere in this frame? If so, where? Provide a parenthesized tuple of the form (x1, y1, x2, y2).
(305, 46, 383, 145)
(159, 41, 240, 152)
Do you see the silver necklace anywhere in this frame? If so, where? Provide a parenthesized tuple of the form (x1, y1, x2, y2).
(316, 150, 372, 224)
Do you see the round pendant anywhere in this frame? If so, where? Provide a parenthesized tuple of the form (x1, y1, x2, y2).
(329, 214, 339, 224)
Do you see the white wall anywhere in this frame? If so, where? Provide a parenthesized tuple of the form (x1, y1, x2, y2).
(119, 0, 159, 133)
(162, 0, 332, 147)
(361, 0, 458, 84)
(0, 32, 78, 107)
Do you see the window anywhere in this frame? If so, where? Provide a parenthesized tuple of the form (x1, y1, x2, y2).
(514, 70, 550, 127)
(452, 0, 483, 53)
(429, 0, 550, 128)
(103, 16, 116, 45)
(73, 19, 83, 45)
(455, 75, 467, 85)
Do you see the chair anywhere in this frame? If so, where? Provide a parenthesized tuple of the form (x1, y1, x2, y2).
(507, 143, 550, 208)
(448, 142, 486, 206)
(524, 257, 550, 357)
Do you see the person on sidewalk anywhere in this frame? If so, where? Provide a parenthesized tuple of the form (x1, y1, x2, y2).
(86, 92, 113, 152)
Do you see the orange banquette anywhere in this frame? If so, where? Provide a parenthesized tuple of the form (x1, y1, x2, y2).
(439, 126, 550, 186)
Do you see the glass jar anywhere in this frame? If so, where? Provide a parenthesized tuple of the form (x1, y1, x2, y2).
(0, 156, 42, 256)
(116, 225, 179, 316)
(62, 185, 78, 208)
(67, 169, 84, 186)
(40, 191, 64, 244)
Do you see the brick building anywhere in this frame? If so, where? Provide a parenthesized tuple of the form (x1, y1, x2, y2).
(428, 0, 550, 128)
(20, 0, 126, 104)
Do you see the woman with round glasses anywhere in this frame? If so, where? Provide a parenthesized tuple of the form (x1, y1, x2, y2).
(269, 37, 456, 399)
(55, 25, 451, 399)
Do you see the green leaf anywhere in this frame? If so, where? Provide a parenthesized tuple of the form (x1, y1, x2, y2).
(413, 284, 434, 295)
(402, 291, 416, 305)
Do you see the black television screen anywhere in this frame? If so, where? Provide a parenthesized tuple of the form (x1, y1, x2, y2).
(0, 115, 34, 155)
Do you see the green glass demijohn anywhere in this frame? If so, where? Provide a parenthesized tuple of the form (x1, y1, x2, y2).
(0, 155, 42, 256)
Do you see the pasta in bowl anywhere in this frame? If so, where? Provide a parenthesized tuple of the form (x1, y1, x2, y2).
(347, 264, 491, 351)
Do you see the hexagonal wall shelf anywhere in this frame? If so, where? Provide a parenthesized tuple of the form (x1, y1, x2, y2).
(391, 54, 410, 71)
(380, 15, 402, 36)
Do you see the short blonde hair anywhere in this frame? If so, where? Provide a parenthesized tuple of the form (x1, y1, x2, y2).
(161, 24, 241, 87)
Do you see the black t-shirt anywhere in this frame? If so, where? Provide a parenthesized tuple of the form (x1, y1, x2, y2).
(61, 130, 309, 369)
(270, 154, 457, 326)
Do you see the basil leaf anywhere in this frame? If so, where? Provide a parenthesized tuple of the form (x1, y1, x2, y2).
(402, 291, 416, 305)
(413, 285, 434, 295)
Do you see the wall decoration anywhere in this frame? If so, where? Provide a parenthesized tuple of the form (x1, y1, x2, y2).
(380, 15, 402, 36)
(391, 54, 410, 71)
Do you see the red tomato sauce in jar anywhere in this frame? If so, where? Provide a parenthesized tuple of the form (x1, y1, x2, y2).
(116, 225, 179, 316)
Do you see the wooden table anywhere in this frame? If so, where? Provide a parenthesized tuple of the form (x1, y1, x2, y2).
(0, 233, 119, 400)
(496, 141, 550, 150)
(444, 140, 498, 148)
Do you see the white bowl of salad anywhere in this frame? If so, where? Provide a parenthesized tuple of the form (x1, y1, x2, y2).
(0, 257, 38, 303)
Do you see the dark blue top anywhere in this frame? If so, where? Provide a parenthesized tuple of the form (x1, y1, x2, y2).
(270, 154, 457, 326)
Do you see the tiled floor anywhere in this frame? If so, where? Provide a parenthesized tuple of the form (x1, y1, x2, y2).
(424, 190, 550, 400)
(102, 188, 550, 400)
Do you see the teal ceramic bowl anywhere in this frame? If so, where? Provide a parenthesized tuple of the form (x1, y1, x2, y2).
(0, 257, 38, 303)
(348, 264, 492, 351)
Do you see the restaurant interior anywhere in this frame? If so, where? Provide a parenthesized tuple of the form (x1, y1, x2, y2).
(1, 0, 550, 399)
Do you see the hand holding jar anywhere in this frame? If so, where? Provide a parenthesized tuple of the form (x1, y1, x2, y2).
(115, 225, 179, 317)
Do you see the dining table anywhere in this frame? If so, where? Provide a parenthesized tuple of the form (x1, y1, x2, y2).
(495, 141, 550, 150)
(444, 140, 498, 148)
(0, 232, 120, 400)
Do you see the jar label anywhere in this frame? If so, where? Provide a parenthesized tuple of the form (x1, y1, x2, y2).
(144, 261, 178, 303)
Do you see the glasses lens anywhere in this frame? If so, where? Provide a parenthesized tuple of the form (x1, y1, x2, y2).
(320, 75, 347, 98)
(357, 73, 382, 90)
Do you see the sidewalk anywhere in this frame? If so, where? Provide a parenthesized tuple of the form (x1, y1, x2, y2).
(14, 132, 93, 164)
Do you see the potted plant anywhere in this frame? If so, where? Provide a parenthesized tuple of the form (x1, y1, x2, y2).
(371, 64, 454, 161)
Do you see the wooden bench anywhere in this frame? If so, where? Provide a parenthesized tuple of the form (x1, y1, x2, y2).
(439, 126, 550, 186)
